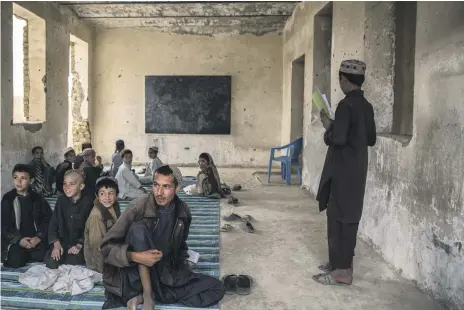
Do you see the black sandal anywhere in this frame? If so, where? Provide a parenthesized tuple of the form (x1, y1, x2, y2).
(223, 213, 242, 221)
(222, 274, 238, 295)
(228, 196, 239, 205)
(232, 184, 242, 191)
(236, 275, 253, 295)
(241, 221, 255, 233)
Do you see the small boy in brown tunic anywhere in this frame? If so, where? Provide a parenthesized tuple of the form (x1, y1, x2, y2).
(84, 177, 120, 273)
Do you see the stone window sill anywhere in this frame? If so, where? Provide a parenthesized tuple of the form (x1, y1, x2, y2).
(12, 121, 45, 125)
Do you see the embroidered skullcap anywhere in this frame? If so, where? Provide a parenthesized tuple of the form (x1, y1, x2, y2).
(63, 147, 74, 155)
(339, 59, 366, 75)
(82, 148, 95, 156)
(149, 146, 159, 152)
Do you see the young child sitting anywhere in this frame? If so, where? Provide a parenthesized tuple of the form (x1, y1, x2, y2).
(44, 170, 94, 269)
(79, 148, 104, 197)
(84, 177, 121, 273)
(139, 146, 164, 185)
(55, 147, 76, 195)
(1, 164, 53, 268)
(115, 149, 147, 199)
(29, 146, 55, 197)
(73, 142, 92, 169)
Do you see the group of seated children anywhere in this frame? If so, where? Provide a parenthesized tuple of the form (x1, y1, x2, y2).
(1, 162, 225, 309)
(1, 165, 118, 273)
(110, 141, 164, 199)
(37, 139, 163, 201)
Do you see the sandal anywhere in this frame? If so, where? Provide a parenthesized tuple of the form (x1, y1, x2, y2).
(236, 275, 253, 295)
(221, 224, 233, 232)
(228, 196, 239, 205)
(221, 274, 238, 295)
(318, 262, 334, 273)
(241, 221, 255, 233)
(232, 184, 242, 191)
(312, 272, 349, 286)
(240, 215, 252, 222)
(223, 213, 242, 221)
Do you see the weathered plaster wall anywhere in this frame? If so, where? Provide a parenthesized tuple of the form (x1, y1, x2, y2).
(284, 1, 464, 309)
(92, 28, 282, 166)
(1, 1, 93, 194)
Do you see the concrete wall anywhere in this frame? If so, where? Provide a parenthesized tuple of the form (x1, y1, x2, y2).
(91, 28, 282, 167)
(284, 1, 464, 309)
(1, 1, 93, 194)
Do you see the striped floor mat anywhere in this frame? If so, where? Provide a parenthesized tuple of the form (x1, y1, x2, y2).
(1, 177, 221, 310)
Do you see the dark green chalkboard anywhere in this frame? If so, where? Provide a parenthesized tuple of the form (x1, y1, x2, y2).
(145, 75, 231, 134)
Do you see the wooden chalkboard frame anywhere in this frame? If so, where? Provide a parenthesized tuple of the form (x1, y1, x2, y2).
(144, 75, 232, 135)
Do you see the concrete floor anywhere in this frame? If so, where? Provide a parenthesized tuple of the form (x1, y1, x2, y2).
(177, 167, 444, 310)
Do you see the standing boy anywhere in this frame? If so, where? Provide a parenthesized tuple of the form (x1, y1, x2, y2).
(1, 164, 52, 268)
(44, 170, 94, 269)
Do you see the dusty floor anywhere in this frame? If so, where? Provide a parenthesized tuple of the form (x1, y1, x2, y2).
(177, 167, 444, 310)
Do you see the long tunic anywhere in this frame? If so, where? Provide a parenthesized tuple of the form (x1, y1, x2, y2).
(115, 163, 145, 199)
(84, 202, 119, 273)
(144, 157, 164, 177)
(316, 89, 376, 223)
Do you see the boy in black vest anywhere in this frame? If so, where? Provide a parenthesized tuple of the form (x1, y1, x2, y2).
(1, 164, 53, 268)
(44, 170, 94, 269)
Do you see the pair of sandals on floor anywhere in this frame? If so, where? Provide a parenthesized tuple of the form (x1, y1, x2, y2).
(222, 274, 253, 295)
(221, 213, 254, 233)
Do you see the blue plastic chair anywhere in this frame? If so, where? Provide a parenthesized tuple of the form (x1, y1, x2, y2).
(267, 137, 303, 185)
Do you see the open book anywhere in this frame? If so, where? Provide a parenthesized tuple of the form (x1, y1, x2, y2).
(312, 88, 335, 120)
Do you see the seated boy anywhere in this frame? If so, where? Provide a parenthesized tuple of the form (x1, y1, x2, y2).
(101, 166, 224, 309)
(84, 177, 121, 273)
(73, 142, 92, 169)
(44, 170, 94, 269)
(79, 148, 104, 197)
(55, 147, 76, 195)
(115, 149, 147, 199)
(29, 146, 55, 197)
(1, 164, 53, 268)
(139, 146, 164, 185)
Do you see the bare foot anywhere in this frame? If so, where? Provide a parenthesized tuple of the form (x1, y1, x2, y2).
(126, 294, 143, 310)
(142, 292, 155, 310)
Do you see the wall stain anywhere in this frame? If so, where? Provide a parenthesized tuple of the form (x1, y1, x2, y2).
(432, 233, 452, 255)
(454, 241, 462, 253)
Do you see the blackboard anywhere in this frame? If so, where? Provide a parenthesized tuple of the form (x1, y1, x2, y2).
(145, 75, 232, 134)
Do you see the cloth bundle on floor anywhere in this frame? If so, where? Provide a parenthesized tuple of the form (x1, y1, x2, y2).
(19, 264, 102, 296)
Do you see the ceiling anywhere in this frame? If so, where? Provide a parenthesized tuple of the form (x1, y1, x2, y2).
(60, 1, 300, 35)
